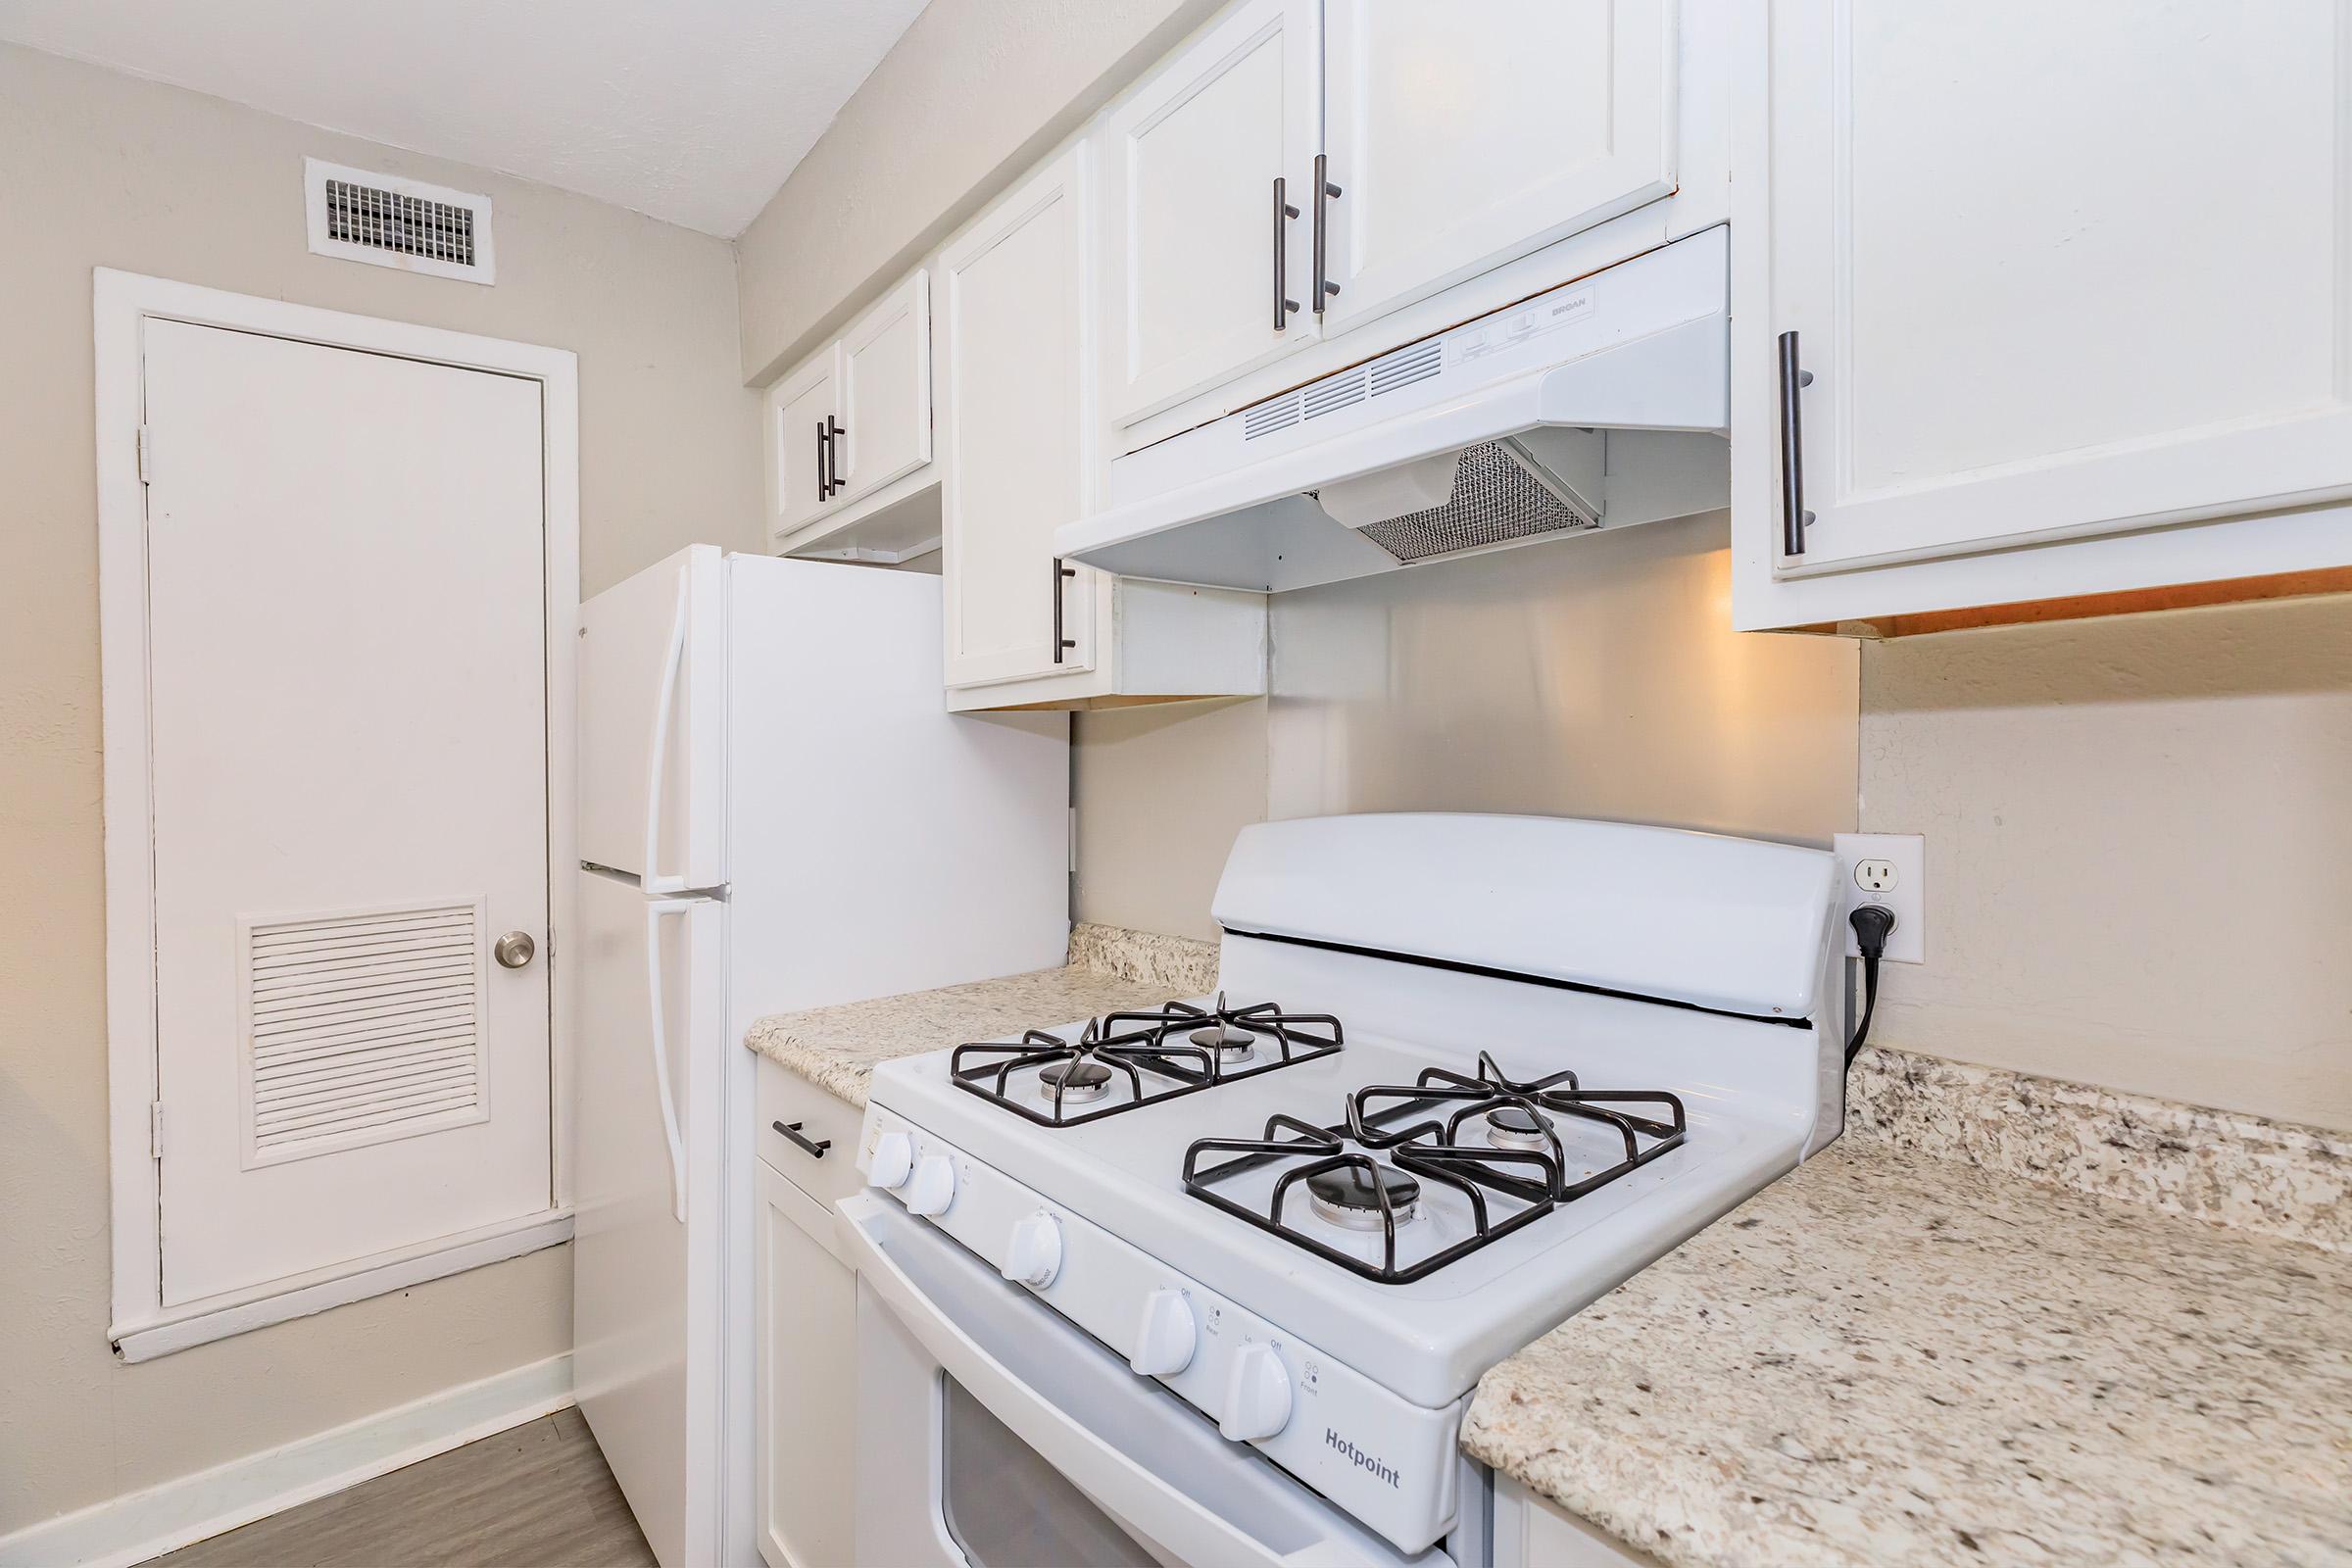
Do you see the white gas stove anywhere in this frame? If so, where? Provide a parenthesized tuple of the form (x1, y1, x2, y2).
(846, 814, 1844, 1567)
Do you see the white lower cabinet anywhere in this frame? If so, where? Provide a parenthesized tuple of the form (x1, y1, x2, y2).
(1735, 0, 2352, 631)
(755, 1159, 858, 1568)
(1491, 1475, 1665, 1568)
(940, 142, 1265, 711)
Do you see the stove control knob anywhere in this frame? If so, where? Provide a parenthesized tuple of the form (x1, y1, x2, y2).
(1129, 1290, 1197, 1377)
(1218, 1342, 1293, 1444)
(1001, 1211, 1063, 1289)
(868, 1132, 913, 1189)
(901, 1153, 956, 1216)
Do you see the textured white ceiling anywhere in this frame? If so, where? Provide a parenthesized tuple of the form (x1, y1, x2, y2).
(0, 0, 931, 235)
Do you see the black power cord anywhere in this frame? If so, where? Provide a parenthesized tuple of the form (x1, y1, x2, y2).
(1844, 905, 1896, 1067)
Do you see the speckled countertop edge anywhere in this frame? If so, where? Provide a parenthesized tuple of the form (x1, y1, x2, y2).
(743, 923, 1218, 1108)
(1465, 1051, 2352, 1567)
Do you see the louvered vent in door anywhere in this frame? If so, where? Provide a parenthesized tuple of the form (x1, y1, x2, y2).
(240, 899, 491, 1166)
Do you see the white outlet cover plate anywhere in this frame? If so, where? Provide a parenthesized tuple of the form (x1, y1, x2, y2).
(1833, 832, 1925, 964)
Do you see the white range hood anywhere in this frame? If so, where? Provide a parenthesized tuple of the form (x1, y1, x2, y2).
(1055, 226, 1732, 593)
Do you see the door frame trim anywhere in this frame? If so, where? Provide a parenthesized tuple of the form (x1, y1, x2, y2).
(93, 269, 582, 1352)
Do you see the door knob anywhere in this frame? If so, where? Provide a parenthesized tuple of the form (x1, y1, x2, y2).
(494, 931, 537, 969)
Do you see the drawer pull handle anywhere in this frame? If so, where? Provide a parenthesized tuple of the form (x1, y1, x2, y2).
(773, 1120, 832, 1159)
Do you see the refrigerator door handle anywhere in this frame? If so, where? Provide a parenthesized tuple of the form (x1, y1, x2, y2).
(642, 573, 690, 896)
(645, 900, 695, 1223)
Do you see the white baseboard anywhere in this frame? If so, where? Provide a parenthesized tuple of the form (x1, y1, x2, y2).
(0, 1352, 574, 1568)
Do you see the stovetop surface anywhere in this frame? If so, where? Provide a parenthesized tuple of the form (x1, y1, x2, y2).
(870, 989, 1817, 1408)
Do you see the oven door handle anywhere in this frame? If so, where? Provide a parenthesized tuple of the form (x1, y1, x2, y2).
(840, 1196, 1423, 1568)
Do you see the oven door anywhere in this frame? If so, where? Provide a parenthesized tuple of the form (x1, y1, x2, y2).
(843, 1195, 1456, 1568)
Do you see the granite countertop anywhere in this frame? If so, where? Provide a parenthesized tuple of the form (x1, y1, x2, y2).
(743, 923, 1218, 1107)
(1463, 1051, 2352, 1567)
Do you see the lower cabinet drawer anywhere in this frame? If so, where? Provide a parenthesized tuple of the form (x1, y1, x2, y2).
(755, 1055, 867, 1208)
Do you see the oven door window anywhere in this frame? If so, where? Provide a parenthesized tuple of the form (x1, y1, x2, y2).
(941, 1374, 1160, 1568)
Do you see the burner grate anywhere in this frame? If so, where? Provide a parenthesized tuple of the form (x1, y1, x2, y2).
(1181, 1051, 1687, 1284)
(950, 993, 1342, 1128)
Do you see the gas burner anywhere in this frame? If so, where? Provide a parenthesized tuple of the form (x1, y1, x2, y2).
(1189, 1020, 1259, 1063)
(1307, 1164, 1422, 1231)
(951, 996, 1341, 1128)
(1482, 1102, 1553, 1152)
(1037, 1057, 1112, 1104)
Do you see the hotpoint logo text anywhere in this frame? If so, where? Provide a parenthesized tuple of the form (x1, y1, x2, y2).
(1325, 1428, 1400, 1489)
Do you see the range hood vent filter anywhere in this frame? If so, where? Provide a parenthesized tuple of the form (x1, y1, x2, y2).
(1346, 440, 1598, 564)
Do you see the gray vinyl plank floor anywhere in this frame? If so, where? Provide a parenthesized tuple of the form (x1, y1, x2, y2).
(144, 1407, 658, 1568)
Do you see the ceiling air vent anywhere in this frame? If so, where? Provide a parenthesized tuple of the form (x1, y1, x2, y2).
(304, 159, 495, 284)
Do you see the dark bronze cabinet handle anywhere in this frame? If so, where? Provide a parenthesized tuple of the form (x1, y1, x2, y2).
(1311, 154, 1342, 315)
(1777, 331, 1815, 558)
(1051, 557, 1077, 664)
(814, 418, 830, 505)
(773, 1120, 831, 1159)
(824, 415, 847, 498)
(1272, 177, 1300, 330)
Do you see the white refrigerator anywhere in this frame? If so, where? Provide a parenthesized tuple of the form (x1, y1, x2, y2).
(571, 545, 1070, 1568)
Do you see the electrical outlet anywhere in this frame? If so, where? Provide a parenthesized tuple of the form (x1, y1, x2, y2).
(1833, 832, 1925, 963)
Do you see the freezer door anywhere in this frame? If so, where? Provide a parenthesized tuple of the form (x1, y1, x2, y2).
(579, 544, 726, 889)
(572, 869, 727, 1568)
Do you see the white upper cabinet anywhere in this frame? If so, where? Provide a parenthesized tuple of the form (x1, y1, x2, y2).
(767, 351, 838, 539)
(941, 143, 1267, 710)
(1102, 0, 1322, 424)
(1318, 0, 1677, 335)
(942, 146, 1099, 688)
(836, 271, 932, 506)
(763, 269, 937, 557)
(1740, 0, 2352, 627)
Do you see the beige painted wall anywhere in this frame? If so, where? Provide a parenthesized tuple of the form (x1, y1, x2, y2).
(1860, 596, 2352, 1131)
(1075, 515, 1866, 941)
(0, 43, 760, 1535)
(1076, 699, 1271, 942)
(736, 0, 1221, 382)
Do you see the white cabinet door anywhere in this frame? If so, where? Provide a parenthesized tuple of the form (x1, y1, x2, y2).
(941, 147, 1099, 688)
(837, 271, 933, 505)
(755, 1163, 857, 1568)
(1769, 0, 2352, 573)
(1320, 0, 1676, 335)
(1101, 0, 1321, 424)
(768, 351, 839, 539)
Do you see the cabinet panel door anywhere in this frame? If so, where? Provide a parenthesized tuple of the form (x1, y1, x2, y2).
(1102, 0, 1321, 423)
(755, 1164, 857, 1568)
(1321, 0, 1676, 335)
(942, 148, 1099, 688)
(1772, 0, 2352, 572)
(768, 352, 839, 539)
(838, 271, 933, 505)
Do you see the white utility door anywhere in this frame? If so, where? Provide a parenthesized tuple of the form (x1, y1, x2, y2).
(768, 351, 840, 538)
(837, 271, 934, 506)
(1770, 0, 2352, 572)
(1101, 0, 1321, 424)
(141, 318, 551, 1306)
(942, 147, 1100, 688)
(1320, 0, 1677, 334)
